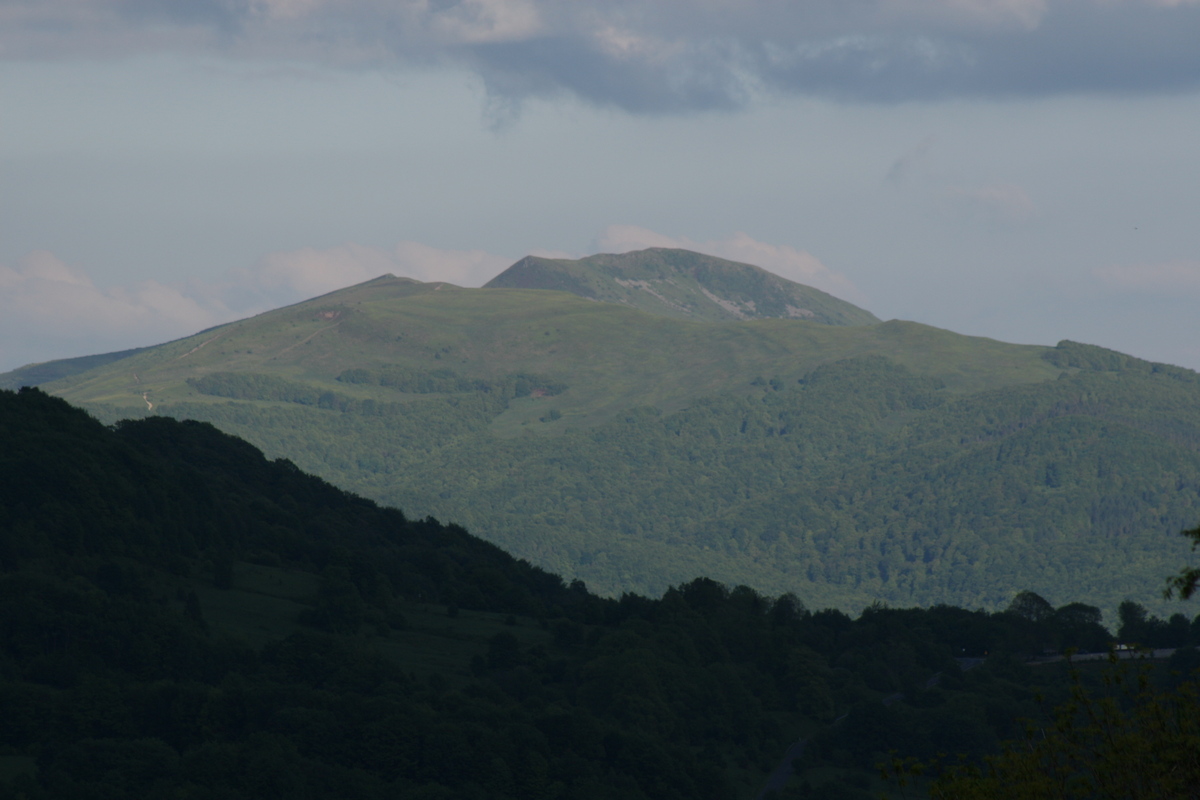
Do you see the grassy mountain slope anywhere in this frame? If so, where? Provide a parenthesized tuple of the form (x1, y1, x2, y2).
(484, 248, 880, 326)
(11, 268, 1200, 616)
(0, 344, 153, 391)
(39, 275, 1053, 431)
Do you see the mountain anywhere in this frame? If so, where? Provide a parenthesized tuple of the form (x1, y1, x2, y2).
(484, 248, 880, 326)
(7, 251, 1200, 617)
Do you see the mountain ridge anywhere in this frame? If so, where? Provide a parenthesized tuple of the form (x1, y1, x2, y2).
(484, 248, 880, 326)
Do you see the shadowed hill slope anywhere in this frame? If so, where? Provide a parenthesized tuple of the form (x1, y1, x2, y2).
(0, 386, 566, 613)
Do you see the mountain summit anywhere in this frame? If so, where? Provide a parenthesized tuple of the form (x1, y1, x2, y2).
(484, 248, 879, 326)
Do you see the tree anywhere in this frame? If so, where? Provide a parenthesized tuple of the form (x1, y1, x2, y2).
(1117, 600, 1149, 643)
(887, 522, 1200, 800)
(921, 656, 1200, 800)
(1054, 602, 1101, 628)
(1006, 591, 1054, 623)
(1164, 523, 1200, 601)
(1052, 602, 1108, 652)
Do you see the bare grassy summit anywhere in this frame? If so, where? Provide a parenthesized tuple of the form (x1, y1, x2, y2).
(484, 247, 880, 326)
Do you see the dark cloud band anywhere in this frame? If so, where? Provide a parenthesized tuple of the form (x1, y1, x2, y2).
(5, 0, 1200, 111)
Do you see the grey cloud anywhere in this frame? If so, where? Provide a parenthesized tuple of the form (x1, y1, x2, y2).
(116, 0, 249, 30)
(466, 36, 750, 114)
(748, 3, 1200, 101)
(934, 2, 1200, 97)
(5, 1, 1200, 112)
(752, 34, 977, 102)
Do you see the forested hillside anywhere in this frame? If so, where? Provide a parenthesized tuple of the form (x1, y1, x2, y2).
(8, 253, 1200, 615)
(3, 387, 1198, 799)
(49, 342, 1200, 616)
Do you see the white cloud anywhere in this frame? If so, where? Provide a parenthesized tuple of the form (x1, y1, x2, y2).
(1095, 259, 1200, 294)
(0, 251, 224, 370)
(246, 243, 393, 299)
(389, 241, 514, 286)
(593, 225, 867, 303)
(0, 251, 217, 335)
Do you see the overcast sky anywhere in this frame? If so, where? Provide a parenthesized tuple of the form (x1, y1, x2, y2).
(2, 0, 1199, 372)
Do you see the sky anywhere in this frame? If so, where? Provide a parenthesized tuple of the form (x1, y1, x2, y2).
(2, 0, 1199, 372)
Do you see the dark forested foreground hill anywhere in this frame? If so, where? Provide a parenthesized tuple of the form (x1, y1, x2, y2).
(8, 249, 1200, 615)
(2, 387, 1200, 799)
